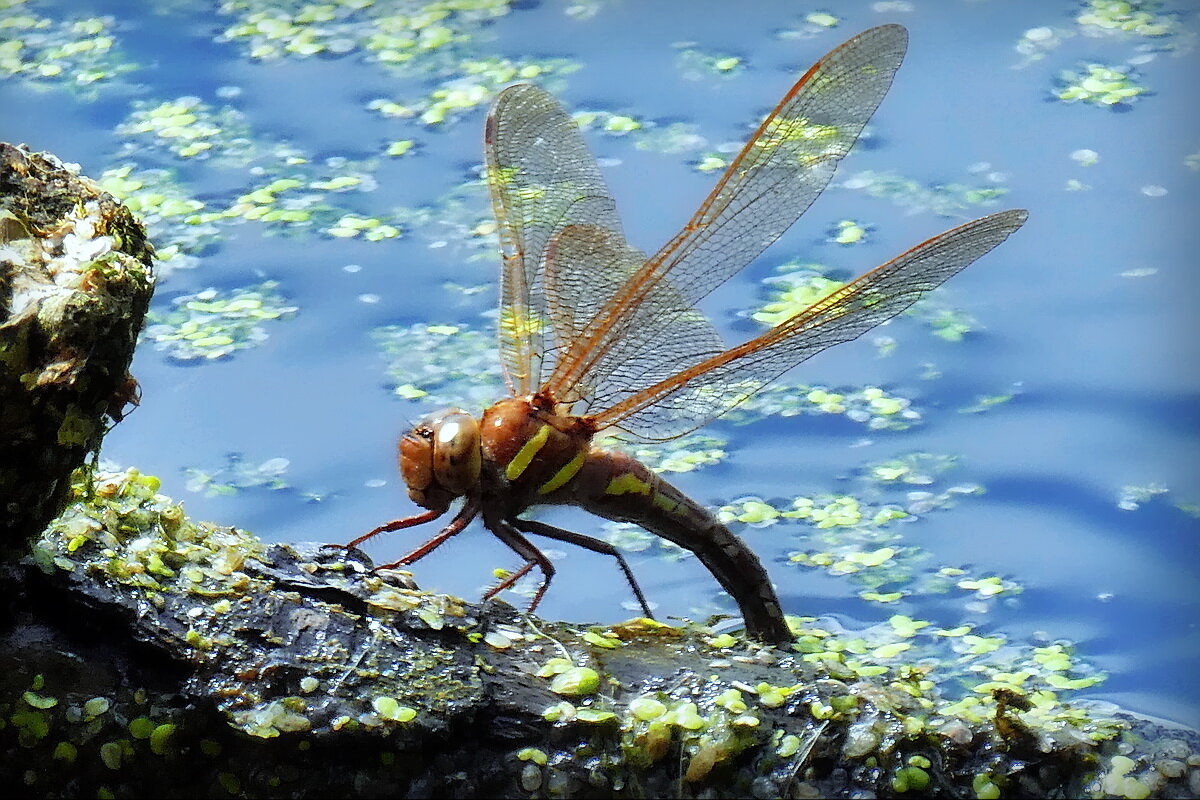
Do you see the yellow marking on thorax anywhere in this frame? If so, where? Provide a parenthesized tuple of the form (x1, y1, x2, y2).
(505, 424, 550, 481)
(537, 451, 586, 495)
(604, 472, 652, 496)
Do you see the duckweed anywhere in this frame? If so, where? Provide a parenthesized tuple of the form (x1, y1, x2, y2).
(580, 630, 620, 649)
(893, 764, 931, 792)
(373, 321, 503, 410)
(144, 281, 297, 361)
(96, 164, 215, 271)
(973, 773, 1002, 799)
(628, 696, 668, 721)
(776, 12, 841, 40)
(750, 262, 845, 328)
(841, 167, 1010, 217)
(1076, 1, 1179, 38)
(612, 432, 727, 474)
(372, 696, 418, 722)
(549, 667, 601, 697)
(1117, 482, 1168, 511)
(385, 139, 416, 157)
(868, 453, 958, 485)
(373, 56, 579, 127)
(218, 0, 510, 64)
(115, 97, 259, 164)
(692, 152, 728, 173)
(0, 12, 136, 98)
(673, 44, 745, 81)
(1056, 63, 1147, 107)
(572, 109, 644, 135)
(575, 708, 618, 723)
(52, 741, 78, 764)
(516, 747, 547, 765)
(182, 454, 291, 497)
(1014, 26, 1066, 67)
(830, 218, 869, 245)
(728, 382, 922, 431)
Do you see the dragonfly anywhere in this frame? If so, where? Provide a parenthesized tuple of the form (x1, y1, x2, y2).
(348, 24, 1027, 645)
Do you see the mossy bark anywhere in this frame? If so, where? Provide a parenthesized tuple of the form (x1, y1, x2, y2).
(6, 494, 1200, 799)
(0, 142, 154, 561)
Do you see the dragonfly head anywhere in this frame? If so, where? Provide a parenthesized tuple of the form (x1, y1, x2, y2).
(399, 409, 481, 511)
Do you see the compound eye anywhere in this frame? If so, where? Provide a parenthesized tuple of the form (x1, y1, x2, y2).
(432, 411, 481, 495)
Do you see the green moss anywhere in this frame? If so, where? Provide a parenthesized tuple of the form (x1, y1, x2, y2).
(56, 405, 95, 447)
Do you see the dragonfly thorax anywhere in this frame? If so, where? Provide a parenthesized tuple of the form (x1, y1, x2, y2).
(479, 396, 596, 503)
(399, 409, 481, 511)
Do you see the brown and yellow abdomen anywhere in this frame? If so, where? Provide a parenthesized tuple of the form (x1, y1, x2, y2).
(560, 449, 790, 643)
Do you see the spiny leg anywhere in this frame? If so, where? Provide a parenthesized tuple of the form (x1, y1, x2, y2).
(380, 498, 481, 570)
(482, 517, 556, 614)
(345, 507, 445, 550)
(512, 517, 654, 620)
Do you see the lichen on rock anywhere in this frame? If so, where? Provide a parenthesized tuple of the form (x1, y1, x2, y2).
(1, 142, 155, 557)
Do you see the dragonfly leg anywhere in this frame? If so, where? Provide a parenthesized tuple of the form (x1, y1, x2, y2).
(377, 498, 481, 569)
(482, 517, 556, 614)
(511, 517, 655, 621)
(344, 507, 446, 550)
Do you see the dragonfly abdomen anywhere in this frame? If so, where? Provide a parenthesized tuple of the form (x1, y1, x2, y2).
(566, 449, 792, 644)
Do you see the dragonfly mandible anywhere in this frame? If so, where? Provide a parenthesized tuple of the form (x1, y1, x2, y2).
(348, 24, 1027, 645)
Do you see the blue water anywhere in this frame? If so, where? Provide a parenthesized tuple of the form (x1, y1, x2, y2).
(4, 1, 1197, 728)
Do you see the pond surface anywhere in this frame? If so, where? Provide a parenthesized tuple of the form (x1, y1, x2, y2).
(3, 0, 1197, 729)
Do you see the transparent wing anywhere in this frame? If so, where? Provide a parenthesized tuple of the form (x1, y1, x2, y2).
(588, 209, 1029, 440)
(545, 24, 909, 406)
(485, 83, 625, 395)
(543, 224, 724, 415)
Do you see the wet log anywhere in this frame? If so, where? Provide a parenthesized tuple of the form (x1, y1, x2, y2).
(3, 144, 1198, 799)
